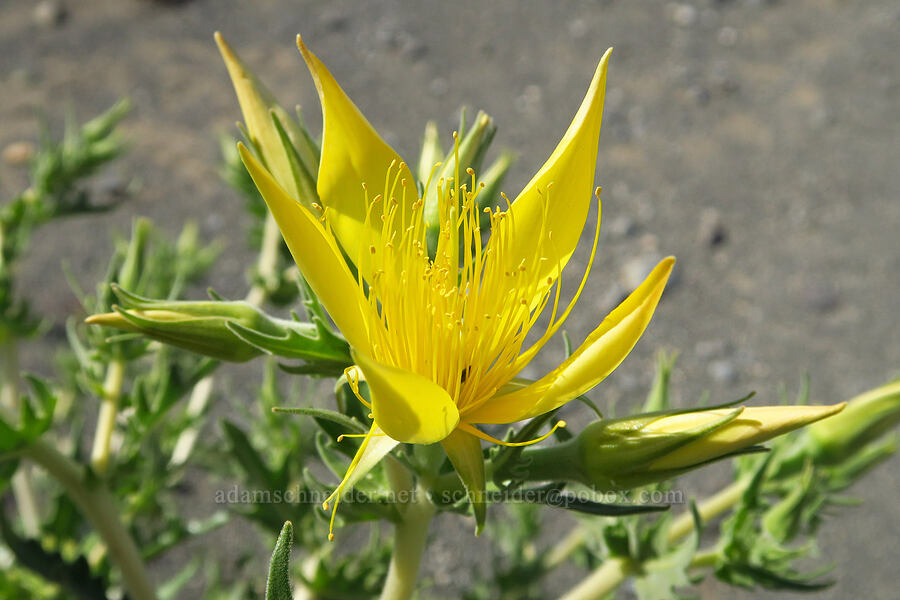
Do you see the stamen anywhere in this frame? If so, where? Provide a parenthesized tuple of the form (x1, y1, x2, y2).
(457, 420, 567, 446)
(323, 422, 378, 541)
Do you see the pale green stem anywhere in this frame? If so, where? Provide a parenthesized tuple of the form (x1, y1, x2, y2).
(20, 439, 156, 600)
(665, 479, 747, 545)
(245, 213, 281, 307)
(689, 548, 719, 570)
(379, 459, 436, 600)
(558, 478, 749, 600)
(2, 338, 40, 537)
(168, 212, 280, 464)
(167, 374, 215, 467)
(90, 359, 126, 475)
(545, 527, 586, 569)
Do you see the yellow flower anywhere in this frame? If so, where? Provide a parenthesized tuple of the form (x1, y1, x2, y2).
(216, 33, 674, 535)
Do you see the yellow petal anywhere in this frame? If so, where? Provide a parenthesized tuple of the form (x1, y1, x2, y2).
(440, 429, 486, 534)
(297, 36, 416, 281)
(238, 144, 369, 350)
(352, 350, 459, 444)
(649, 404, 846, 470)
(343, 427, 399, 490)
(215, 32, 304, 200)
(466, 257, 674, 424)
(501, 48, 611, 299)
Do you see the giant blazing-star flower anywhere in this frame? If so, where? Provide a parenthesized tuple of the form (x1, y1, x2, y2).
(218, 34, 674, 535)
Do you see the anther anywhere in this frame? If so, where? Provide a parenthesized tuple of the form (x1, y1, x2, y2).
(328, 533, 335, 542)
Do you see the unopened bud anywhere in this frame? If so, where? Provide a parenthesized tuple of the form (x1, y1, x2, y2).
(806, 380, 900, 465)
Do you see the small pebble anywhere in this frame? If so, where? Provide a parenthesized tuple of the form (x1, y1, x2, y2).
(33, 0, 67, 28)
(608, 215, 638, 237)
(708, 359, 738, 383)
(2, 141, 35, 166)
(695, 339, 730, 360)
(620, 253, 676, 291)
(320, 10, 349, 32)
(717, 26, 739, 46)
(514, 85, 543, 115)
(670, 3, 698, 27)
(802, 282, 839, 312)
(429, 77, 449, 97)
(697, 208, 728, 247)
(568, 18, 588, 38)
(687, 85, 711, 106)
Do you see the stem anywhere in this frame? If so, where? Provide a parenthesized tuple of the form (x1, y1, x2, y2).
(379, 459, 435, 600)
(559, 557, 635, 600)
(245, 213, 281, 307)
(558, 478, 750, 600)
(2, 338, 41, 537)
(21, 439, 156, 600)
(666, 479, 747, 545)
(545, 527, 586, 569)
(689, 548, 719, 569)
(168, 213, 279, 464)
(90, 359, 126, 475)
(167, 374, 215, 467)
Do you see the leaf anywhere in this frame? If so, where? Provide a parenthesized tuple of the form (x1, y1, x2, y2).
(0, 511, 112, 600)
(265, 521, 294, 600)
(272, 406, 367, 435)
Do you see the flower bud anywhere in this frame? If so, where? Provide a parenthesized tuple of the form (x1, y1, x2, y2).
(805, 380, 900, 465)
(85, 285, 350, 366)
(514, 403, 845, 491)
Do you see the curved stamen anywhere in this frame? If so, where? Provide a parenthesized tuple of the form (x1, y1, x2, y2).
(457, 420, 567, 447)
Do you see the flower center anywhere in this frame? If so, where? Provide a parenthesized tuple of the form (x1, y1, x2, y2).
(343, 154, 576, 417)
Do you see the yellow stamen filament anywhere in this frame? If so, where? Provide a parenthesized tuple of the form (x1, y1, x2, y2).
(457, 420, 567, 446)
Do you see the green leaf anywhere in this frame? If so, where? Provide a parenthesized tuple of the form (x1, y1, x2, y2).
(265, 521, 294, 600)
(0, 511, 112, 600)
(272, 406, 367, 435)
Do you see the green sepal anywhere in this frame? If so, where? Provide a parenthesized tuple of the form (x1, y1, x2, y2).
(440, 428, 487, 534)
(422, 111, 497, 255)
(270, 110, 318, 208)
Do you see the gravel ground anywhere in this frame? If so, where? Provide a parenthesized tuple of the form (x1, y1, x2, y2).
(1, 0, 898, 598)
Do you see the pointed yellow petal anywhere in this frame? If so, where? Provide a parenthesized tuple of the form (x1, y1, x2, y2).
(501, 48, 611, 297)
(343, 427, 399, 490)
(297, 36, 416, 280)
(466, 257, 674, 424)
(441, 429, 486, 534)
(352, 350, 459, 444)
(238, 144, 369, 350)
(649, 404, 846, 470)
(215, 32, 304, 201)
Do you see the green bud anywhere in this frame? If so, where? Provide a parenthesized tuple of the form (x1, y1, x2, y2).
(81, 98, 131, 143)
(513, 404, 845, 491)
(117, 218, 152, 292)
(475, 150, 515, 229)
(421, 111, 497, 255)
(417, 120, 443, 185)
(805, 379, 900, 464)
(85, 285, 350, 367)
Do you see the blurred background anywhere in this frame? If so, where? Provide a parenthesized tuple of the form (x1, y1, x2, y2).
(1, 0, 897, 597)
